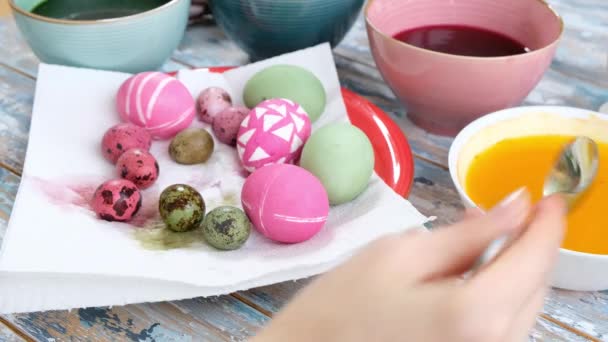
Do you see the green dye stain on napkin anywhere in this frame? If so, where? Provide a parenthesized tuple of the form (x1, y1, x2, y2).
(134, 220, 205, 250)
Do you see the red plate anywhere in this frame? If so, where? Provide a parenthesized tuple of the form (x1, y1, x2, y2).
(173, 66, 414, 197)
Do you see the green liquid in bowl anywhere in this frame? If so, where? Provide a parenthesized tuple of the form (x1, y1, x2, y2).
(31, 0, 170, 20)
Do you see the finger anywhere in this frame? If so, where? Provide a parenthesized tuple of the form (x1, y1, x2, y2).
(471, 195, 566, 312)
(463, 207, 484, 220)
(505, 286, 547, 342)
(469, 209, 535, 274)
(410, 188, 532, 282)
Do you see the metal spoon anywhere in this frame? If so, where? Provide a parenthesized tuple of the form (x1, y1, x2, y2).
(471, 136, 599, 271)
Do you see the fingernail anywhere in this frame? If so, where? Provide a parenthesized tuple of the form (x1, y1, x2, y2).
(491, 187, 531, 228)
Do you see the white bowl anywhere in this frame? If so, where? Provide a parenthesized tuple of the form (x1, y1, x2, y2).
(448, 105, 608, 291)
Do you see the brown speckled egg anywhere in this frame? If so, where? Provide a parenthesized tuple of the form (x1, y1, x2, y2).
(116, 148, 159, 189)
(198, 87, 232, 123)
(92, 179, 142, 222)
(169, 128, 214, 165)
(102, 123, 152, 164)
(212, 106, 249, 146)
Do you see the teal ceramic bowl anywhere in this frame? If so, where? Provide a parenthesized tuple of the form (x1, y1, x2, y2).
(10, 0, 190, 73)
(210, 0, 365, 61)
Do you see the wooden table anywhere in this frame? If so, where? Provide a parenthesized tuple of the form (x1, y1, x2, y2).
(0, 1, 607, 340)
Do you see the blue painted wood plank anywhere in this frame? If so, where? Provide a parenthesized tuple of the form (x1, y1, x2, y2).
(235, 158, 602, 341)
(530, 317, 590, 342)
(6, 298, 268, 342)
(0, 167, 268, 341)
(0, 168, 19, 246)
(544, 290, 608, 340)
(172, 23, 249, 67)
(0, 65, 33, 174)
(0, 1, 607, 339)
(0, 17, 39, 76)
(0, 322, 25, 342)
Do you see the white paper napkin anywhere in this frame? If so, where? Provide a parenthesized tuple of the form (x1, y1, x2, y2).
(0, 44, 428, 314)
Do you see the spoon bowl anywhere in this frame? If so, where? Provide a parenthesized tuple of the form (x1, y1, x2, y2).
(543, 136, 599, 209)
(449, 106, 608, 291)
(473, 136, 599, 270)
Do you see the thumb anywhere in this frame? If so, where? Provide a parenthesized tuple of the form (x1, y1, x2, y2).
(463, 206, 484, 220)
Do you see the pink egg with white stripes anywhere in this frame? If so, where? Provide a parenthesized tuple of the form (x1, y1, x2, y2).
(236, 99, 312, 173)
(116, 72, 195, 140)
(241, 164, 329, 244)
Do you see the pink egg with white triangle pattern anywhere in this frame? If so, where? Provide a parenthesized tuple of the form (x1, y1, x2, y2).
(116, 72, 196, 140)
(237, 98, 312, 173)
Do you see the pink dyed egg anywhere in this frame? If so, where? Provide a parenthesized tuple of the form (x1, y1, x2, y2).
(241, 164, 329, 243)
(116, 72, 195, 140)
(92, 179, 142, 222)
(116, 148, 159, 189)
(198, 87, 232, 123)
(212, 106, 249, 146)
(101, 123, 152, 164)
(236, 99, 312, 173)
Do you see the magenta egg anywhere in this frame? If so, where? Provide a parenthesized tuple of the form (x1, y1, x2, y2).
(116, 148, 159, 189)
(241, 164, 329, 244)
(92, 179, 142, 222)
(116, 72, 195, 140)
(236, 98, 312, 173)
(101, 123, 152, 164)
(212, 106, 249, 146)
(198, 87, 232, 124)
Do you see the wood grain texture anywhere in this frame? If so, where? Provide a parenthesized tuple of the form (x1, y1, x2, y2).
(0, 321, 25, 342)
(169, 10, 608, 340)
(173, 23, 249, 68)
(0, 65, 33, 174)
(334, 3, 608, 339)
(4, 298, 267, 342)
(0, 0, 606, 339)
(0, 34, 278, 338)
(544, 290, 608, 340)
(0, 168, 268, 341)
(0, 23, 265, 338)
(530, 316, 591, 342)
(0, 18, 38, 77)
(234, 159, 592, 341)
(336, 0, 608, 112)
(234, 159, 463, 313)
(0, 168, 19, 246)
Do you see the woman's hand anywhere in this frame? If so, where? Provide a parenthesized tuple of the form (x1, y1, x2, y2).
(251, 189, 567, 342)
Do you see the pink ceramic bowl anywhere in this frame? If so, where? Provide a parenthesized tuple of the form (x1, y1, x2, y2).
(365, 0, 563, 136)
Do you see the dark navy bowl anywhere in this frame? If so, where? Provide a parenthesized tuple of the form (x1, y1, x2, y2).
(210, 0, 365, 60)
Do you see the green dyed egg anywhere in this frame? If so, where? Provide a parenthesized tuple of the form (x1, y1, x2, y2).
(300, 123, 374, 205)
(202, 206, 251, 250)
(159, 184, 206, 232)
(243, 65, 326, 122)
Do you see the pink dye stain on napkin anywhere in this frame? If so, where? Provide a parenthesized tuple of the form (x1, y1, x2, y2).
(31, 176, 159, 228)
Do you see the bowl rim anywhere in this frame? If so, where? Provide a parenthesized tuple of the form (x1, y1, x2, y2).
(9, 0, 184, 25)
(364, 0, 564, 61)
(448, 105, 608, 260)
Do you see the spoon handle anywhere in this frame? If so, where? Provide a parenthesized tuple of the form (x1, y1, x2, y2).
(471, 235, 509, 272)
